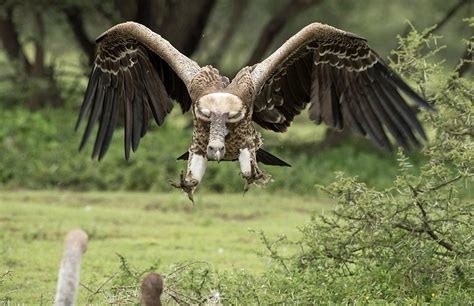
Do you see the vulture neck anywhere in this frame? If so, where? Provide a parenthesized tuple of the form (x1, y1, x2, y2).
(209, 112, 229, 144)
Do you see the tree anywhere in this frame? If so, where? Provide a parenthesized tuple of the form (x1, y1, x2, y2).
(0, 3, 62, 108)
(0, 0, 218, 109)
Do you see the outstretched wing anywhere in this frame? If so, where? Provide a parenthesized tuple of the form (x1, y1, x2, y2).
(250, 23, 433, 150)
(76, 22, 201, 160)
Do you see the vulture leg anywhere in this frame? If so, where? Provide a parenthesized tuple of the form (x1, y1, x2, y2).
(170, 152, 207, 203)
(239, 148, 271, 193)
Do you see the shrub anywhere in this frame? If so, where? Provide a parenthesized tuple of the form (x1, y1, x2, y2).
(0, 108, 419, 194)
(78, 24, 473, 304)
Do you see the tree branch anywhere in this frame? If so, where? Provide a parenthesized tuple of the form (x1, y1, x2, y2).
(246, 0, 323, 65)
(406, 184, 458, 253)
(31, 11, 45, 77)
(456, 42, 472, 77)
(208, 0, 249, 66)
(426, 0, 470, 36)
(396, 0, 470, 45)
(0, 6, 32, 72)
(94, 2, 119, 24)
(114, 0, 137, 21)
(62, 6, 95, 65)
(135, 0, 160, 32)
(163, 0, 217, 56)
(423, 175, 464, 193)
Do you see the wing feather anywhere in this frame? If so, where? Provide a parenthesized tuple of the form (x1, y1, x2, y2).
(132, 91, 142, 152)
(100, 96, 119, 160)
(124, 87, 132, 160)
(76, 22, 200, 160)
(79, 83, 105, 151)
(92, 89, 114, 159)
(250, 23, 433, 150)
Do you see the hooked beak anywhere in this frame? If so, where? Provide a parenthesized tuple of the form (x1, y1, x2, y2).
(215, 150, 222, 162)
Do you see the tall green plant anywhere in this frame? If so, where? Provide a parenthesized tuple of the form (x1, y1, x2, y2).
(294, 23, 473, 303)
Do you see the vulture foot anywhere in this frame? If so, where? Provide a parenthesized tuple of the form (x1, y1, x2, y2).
(170, 171, 199, 204)
(242, 167, 272, 193)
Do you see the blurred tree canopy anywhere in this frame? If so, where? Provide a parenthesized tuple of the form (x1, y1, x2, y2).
(0, 0, 471, 146)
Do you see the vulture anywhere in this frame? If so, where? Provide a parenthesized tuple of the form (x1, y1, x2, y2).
(76, 22, 433, 201)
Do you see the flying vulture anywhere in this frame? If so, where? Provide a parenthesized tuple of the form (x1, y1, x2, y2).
(76, 22, 433, 201)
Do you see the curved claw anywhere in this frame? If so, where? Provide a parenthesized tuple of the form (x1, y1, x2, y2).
(241, 169, 271, 194)
(170, 171, 199, 204)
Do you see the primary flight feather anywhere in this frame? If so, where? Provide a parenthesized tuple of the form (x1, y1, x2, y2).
(76, 22, 433, 201)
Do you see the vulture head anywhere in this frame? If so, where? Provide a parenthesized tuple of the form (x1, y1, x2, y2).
(195, 92, 246, 161)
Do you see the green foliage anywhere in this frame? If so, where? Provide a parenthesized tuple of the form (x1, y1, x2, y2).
(0, 107, 419, 194)
(2, 25, 470, 305)
(0, 190, 323, 303)
(89, 26, 472, 305)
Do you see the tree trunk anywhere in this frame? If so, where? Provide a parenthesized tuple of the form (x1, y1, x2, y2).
(208, 0, 249, 67)
(118, 0, 219, 55)
(315, 128, 351, 151)
(135, 0, 161, 31)
(0, 6, 32, 72)
(246, 0, 323, 65)
(63, 6, 96, 65)
(28, 12, 62, 109)
(0, 6, 61, 109)
(157, 0, 217, 56)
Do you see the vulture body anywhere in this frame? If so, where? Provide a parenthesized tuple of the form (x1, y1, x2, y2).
(76, 22, 433, 201)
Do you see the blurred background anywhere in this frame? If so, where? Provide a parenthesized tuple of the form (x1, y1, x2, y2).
(0, 0, 471, 193)
(0, 1, 472, 303)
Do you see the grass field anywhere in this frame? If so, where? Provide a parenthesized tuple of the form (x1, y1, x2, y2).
(0, 190, 329, 304)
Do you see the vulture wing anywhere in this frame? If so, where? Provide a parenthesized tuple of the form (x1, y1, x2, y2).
(249, 23, 434, 150)
(76, 22, 201, 160)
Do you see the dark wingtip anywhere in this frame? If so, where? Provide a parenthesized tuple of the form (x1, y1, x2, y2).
(78, 137, 88, 153)
(98, 149, 107, 161)
(377, 60, 436, 111)
(124, 148, 130, 162)
(74, 118, 82, 132)
(413, 95, 435, 112)
(176, 151, 190, 160)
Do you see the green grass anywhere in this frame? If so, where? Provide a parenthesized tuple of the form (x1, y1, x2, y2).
(0, 190, 328, 304)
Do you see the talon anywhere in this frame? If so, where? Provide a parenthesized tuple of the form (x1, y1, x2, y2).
(241, 168, 271, 191)
(241, 171, 252, 194)
(243, 180, 250, 194)
(170, 171, 199, 203)
(188, 192, 195, 205)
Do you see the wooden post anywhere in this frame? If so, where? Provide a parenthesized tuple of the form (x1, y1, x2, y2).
(141, 272, 164, 306)
(54, 229, 88, 306)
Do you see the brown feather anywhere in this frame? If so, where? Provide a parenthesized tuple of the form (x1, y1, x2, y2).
(76, 23, 197, 160)
(250, 22, 432, 150)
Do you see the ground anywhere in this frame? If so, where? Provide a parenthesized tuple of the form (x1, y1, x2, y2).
(0, 190, 328, 304)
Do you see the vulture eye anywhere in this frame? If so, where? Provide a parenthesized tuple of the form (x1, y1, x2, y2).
(229, 111, 240, 118)
(200, 108, 211, 117)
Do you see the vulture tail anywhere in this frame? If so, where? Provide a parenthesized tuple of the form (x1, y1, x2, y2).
(176, 151, 190, 160)
(256, 149, 291, 167)
(176, 149, 291, 167)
